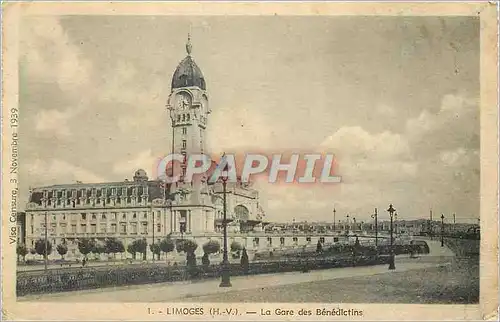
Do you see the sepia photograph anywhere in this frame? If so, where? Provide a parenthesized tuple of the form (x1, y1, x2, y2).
(2, 2, 498, 321)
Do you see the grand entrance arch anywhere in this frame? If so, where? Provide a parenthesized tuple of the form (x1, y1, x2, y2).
(234, 205, 260, 233)
(234, 205, 249, 222)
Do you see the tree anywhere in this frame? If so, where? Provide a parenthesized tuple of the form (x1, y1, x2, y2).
(183, 240, 198, 270)
(104, 238, 113, 257)
(159, 238, 175, 262)
(116, 240, 125, 259)
(134, 239, 148, 261)
(150, 243, 161, 260)
(127, 243, 137, 260)
(104, 238, 123, 259)
(316, 240, 323, 253)
(203, 240, 220, 255)
(230, 241, 243, 257)
(56, 244, 68, 260)
(77, 238, 95, 259)
(35, 239, 52, 259)
(92, 242, 105, 260)
(175, 239, 186, 253)
(240, 247, 249, 273)
(183, 239, 198, 254)
(202, 240, 220, 267)
(17, 244, 28, 262)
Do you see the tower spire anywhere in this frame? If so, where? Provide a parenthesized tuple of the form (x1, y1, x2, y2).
(186, 33, 192, 56)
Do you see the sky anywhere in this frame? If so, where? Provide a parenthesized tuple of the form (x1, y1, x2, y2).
(19, 15, 480, 224)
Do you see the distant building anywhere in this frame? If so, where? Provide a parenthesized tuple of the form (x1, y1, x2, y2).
(17, 212, 26, 245)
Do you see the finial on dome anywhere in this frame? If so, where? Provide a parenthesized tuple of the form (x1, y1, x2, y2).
(186, 33, 192, 55)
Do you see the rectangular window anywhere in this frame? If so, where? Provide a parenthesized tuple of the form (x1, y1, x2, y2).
(182, 127, 187, 135)
(120, 223, 127, 234)
(111, 224, 117, 233)
(293, 237, 298, 245)
(182, 140, 187, 149)
(130, 223, 137, 234)
(81, 213, 86, 220)
(31, 226, 34, 234)
(80, 224, 87, 233)
(319, 237, 325, 243)
(179, 213, 187, 233)
(141, 222, 148, 234)
(157, 224, 161, 232)
(71, 224, 76, 233)
(253, 237, 260, 246)
(267, 237, 272, 246)
(280, 237, 285, 245)
(90, 224, 97, 233)
(306, 237, 311, 243)
(143, 212, 147, 219)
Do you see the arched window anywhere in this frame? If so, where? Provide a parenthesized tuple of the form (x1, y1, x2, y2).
(234, 205, 249, 222)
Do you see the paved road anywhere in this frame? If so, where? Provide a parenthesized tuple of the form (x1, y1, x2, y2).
(184, 257, 478, 304)
(19, 256, 454, 302)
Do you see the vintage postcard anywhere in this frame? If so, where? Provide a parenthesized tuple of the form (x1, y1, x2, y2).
(2, 2, 498, 321)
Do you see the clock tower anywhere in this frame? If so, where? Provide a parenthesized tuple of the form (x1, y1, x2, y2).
(165, 34, 215, 236)
(167, 34, 210, 180)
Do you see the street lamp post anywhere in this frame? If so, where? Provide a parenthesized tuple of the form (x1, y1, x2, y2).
(333, 208, 336, 233)
(219, 164, 232, 288)
(441, 214, 445, 247)
(371, 208, 378, 247)
(44, 211, 48, 271)
(394, 212, 398, 236)
(151, 204, 155, 262)
(387, 204, 396, 270)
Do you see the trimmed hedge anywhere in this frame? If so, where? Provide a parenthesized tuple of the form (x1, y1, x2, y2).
(17, 254, 390, 296)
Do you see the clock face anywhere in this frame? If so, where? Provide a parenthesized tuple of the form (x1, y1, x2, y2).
(176, 93, 191, 110)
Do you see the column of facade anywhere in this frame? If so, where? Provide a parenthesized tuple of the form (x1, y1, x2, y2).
(188, 210, 192, 232)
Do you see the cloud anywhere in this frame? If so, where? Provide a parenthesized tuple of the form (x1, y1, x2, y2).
(26, 159, 106, 186)
(440, 148, 469, 167)
(112, 149, 159, 178)
(376, 103, 396, 116)
(405, 93, 479, 152)
(320, 126, 410, 160)
(20, 16, 93, 93)
(35, 109, 73, 137)
(320, 126, 415, 183)
(208, 104, 280, 153)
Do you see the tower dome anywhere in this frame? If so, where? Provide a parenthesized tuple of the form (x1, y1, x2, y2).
(133, 169, 148, 182)
(171, 34, 206, 90)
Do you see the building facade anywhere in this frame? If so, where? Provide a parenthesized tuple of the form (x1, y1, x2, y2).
(23, 36, 267, 259)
